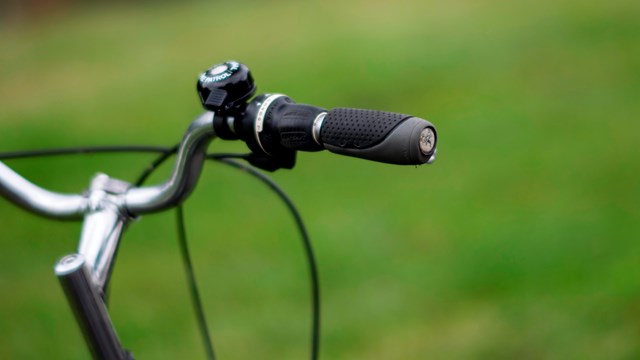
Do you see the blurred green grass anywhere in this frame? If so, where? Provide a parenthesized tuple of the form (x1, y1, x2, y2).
(1, 0, 639, 358)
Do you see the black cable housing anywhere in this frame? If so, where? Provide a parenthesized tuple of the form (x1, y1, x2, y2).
(208, 155, 321, 360)
(0, 146, 174, 160)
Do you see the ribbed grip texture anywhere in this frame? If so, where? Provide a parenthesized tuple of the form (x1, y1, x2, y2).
(321, 108, 410, 149)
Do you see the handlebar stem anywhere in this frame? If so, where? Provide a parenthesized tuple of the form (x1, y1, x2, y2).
(78, 173, 133, 292)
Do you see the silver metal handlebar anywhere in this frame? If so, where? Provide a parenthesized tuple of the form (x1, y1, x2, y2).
(0, 162, 88, 219)
(0, 111, 216, 219)
(124, 111, 215, 215)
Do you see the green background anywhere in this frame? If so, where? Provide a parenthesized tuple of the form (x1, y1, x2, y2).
(1, 0, 638, 358)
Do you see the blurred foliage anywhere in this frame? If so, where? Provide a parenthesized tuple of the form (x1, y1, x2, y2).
(0, 0, 639, 359)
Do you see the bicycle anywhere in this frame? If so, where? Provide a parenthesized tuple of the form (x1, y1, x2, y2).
(0, 61, 438, 359)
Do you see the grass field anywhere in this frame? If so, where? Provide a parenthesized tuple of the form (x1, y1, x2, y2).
(1, 0, 639, 358)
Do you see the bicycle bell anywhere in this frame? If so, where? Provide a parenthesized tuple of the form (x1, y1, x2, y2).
(196, 60, 256, 115)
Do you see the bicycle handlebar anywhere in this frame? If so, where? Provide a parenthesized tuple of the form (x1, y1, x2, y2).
(1, 66, 438, 219)
(0, 98, 438, 219)
(0, 112, 216, 218)
(124, 112, 215, 214)
(0, 161, 87, 219)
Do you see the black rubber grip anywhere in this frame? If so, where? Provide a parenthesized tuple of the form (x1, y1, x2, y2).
(321, 108, 409, 148)
(320, 108, 436, 165)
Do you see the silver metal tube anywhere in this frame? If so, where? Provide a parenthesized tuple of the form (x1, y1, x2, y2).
(0, 161, 87, 219)
(124, 111, 216, 215)
(0, 111, 216, 219)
